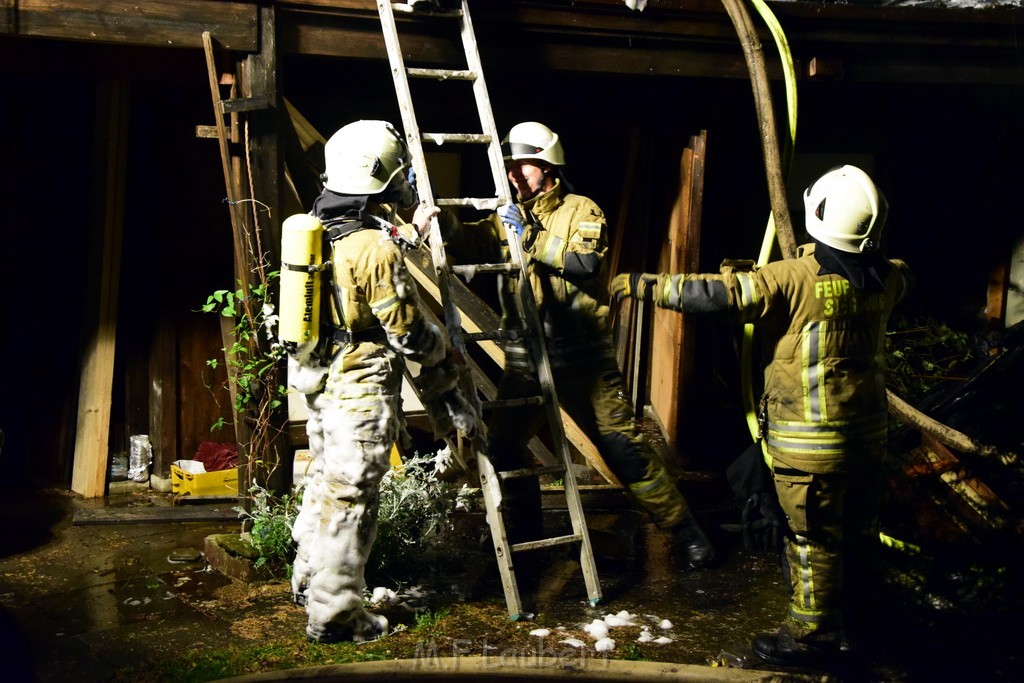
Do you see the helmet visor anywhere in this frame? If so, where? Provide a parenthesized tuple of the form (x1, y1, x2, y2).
(501, 141, 545, 159)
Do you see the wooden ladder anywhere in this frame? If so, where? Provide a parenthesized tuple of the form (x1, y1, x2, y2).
(377, 0, 602, 619)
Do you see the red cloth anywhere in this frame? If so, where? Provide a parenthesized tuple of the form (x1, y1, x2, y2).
(194, 442, 238, 472)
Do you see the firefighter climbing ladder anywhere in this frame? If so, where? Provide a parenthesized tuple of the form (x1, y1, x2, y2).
(377, 0, 601, 619)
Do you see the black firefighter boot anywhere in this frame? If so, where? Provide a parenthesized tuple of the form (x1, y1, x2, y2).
(672, 512, 715, 567)
(752, 625, 841, 667)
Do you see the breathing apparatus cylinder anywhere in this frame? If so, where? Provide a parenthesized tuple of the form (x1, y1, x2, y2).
(279, 213, 324, 362)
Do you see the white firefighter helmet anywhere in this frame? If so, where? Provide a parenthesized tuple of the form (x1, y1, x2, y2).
(501, 121, 565, 166)
(803, 165, 888, 253)
(322, 120, 410, 195)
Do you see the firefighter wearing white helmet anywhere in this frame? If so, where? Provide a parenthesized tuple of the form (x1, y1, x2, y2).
(502, 121, 565, 166)
(321, 119, 416, 206)
(282, 119, 480, 644)
(611, 164, 913, 666)
(803, 164, 888, 254)
(440, 121, 715, 573)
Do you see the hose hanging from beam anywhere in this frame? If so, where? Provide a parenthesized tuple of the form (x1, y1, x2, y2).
(716, 0, 794, 444)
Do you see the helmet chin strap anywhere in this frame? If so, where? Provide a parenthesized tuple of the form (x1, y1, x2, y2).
(377, 174, 417, 210)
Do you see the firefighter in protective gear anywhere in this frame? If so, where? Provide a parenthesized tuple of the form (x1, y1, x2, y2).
(611, 165, 912, 665)
(284, 120, 479, 644)
(440, 121, 714, 568)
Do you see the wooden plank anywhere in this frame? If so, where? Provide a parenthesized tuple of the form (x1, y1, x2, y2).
(4, 1, 1023, 85)
(0, 0, 13, 34)
(203, 31, 250, 289)
(918, 432, 1011, 533)
(150, 318, 179, 476)
(648, 131, 705, 455)
(72, 80, 129, 498)
(180, 315, 234, 463)
(73, 504, 238, 525)
(12, 0, 257, 50)
(985, 258, 1010, 331)
(609, 127, 641, 392)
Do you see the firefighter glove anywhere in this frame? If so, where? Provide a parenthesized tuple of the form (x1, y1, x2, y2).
(498, 203, 525, 236)
(739, 492, 786, 553)
(610, 272, 658, 302)
(287, 356, 328, 395)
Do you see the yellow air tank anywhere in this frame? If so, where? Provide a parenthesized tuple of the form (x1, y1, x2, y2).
(279, 213, 324, 361)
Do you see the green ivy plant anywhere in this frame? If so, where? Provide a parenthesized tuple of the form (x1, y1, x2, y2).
(200, 276, 287, 424)
(885, 313, 975, 403)
(199, 272, 288, 492)
(234, 481, 301, 575)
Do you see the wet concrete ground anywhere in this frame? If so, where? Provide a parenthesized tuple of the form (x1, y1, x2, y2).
(0, 482, 1020, 682)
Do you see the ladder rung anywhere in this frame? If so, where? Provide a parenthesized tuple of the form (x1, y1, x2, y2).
(452, 263, 518, 280)
(481, 396, 546, 410)
(498, 465, 566, 481)
(422, 132, 491, 145)
(465, 328, 527, 343)
(437, 197, 500, 211)
(511, 534, 583, 553)
(407, 67, 477, 81)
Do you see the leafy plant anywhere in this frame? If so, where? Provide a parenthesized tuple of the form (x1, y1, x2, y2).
(234, 481, 301, 574)
(369, 448, 471, 580)
(229, 448, 470, 580)
(413, 606, 451, 630)
(201, 276, 288, 422)
(200, 271, 289, 493)
(885, 313, 975, 402)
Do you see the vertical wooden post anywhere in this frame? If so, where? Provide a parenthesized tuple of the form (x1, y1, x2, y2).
(648, 131, 706, 453)
(71, 80, 129, 497)
(241, 4, 292, 496)
(985, 258, 1010, 331)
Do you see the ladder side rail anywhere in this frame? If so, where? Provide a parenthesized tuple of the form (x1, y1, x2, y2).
(457, 0, 511, 205)
(376, 1, 465, 350)
(505, 224, 603, 605)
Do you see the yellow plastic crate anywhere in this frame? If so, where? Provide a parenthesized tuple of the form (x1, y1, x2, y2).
(171, 460, 239, 498)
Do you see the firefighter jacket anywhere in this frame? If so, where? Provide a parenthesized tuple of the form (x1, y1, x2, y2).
(441, 179, 612, 368)
(325, 210, 448, 385)
(644, 243, 912, 474)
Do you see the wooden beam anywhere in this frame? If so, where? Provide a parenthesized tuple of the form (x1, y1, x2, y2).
(4, 1, 1024, 84)
(9, 0, 258, 50)
(71, 80, 129, 498)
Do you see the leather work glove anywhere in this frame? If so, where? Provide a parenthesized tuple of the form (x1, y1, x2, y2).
(737, 492, 786, 553)
(287, 356, 328, 395)
(439, 384, 481, 440)
(610, 272, 659, 302)
(498, 203, 525, 237)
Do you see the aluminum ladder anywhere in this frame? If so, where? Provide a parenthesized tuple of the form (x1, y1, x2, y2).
(377, 0, 602, 619)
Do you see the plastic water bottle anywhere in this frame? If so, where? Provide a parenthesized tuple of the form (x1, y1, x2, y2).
(109, 452, 128, 481)
(129, 434, 153, 483)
